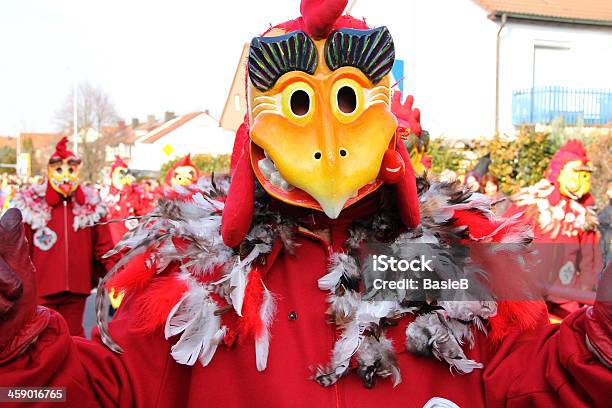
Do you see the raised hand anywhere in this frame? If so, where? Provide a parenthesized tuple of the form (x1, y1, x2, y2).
(0, 208, 47, 362)
(391, 91, 422, 137)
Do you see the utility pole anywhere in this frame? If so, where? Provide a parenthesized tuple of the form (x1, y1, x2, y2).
(346, 0, 358, 14)
(495, 13, 507, 136)
(73, 80, 78, 155)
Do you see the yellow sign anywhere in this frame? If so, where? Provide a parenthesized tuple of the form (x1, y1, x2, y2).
(16, 153, 30, 178)
(162, 144, 175, 156)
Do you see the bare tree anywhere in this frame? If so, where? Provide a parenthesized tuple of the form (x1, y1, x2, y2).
(55, 82, 120, 182)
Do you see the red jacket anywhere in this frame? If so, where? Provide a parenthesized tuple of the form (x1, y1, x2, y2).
(24, 198, 115, 297)
(506, 193, 602, 293)
(106, 185, 157, 245)
(1, 222, 610, 408)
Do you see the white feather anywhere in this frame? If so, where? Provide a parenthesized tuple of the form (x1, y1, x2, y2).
(199, 327, 227, 366)
(169, 299, 221, 366)
(318, 252, 359, 290)
(164, 284, 206, 339)
(331, 320, 362, 376)
(228, 245, 265, 315)
(255, 285, 276, 371)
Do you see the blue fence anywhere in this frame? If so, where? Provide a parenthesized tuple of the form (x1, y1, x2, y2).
(512, 86, 612, 126)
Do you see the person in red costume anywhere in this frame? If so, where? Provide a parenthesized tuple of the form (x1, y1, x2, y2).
(11, 137, 116, 336)
(104, 156, 157, 245)
(509, 140, 602, 315)
(1, 3, 611, 407)
(165, 154, 201, 188)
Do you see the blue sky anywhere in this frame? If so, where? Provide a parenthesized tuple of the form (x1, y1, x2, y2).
(0, 0, 302, 134)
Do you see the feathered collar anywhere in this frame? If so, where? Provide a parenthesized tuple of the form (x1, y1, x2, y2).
(98, 178, 541, 389)
(512, 178, 599, 238)
(13, 181, 108, 231)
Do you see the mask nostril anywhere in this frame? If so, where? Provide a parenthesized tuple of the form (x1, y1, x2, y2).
(313, 151, 322, 160)
(339, 148, 348, 157)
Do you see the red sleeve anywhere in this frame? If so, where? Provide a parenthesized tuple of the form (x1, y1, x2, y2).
(0, 309, 126, 408)
(92, 222, 119, 281)
(0, 293, 189, 407)
(481, 309, 612, 407)
(578, 230, 603, 290)
(23, 223, 34, 257)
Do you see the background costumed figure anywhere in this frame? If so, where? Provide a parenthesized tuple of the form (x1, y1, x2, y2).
(0, 2, 610, 407)
(10, 137, 116, 336)
(165, 154, 201, 188)
(104, 156, 157, 244)
(509, 139, 602, 316)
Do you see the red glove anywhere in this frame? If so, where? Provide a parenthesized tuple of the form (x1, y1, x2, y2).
(391, 91, 422, 137)
(585, 261, 612, 369)
(0, 208, 49, 364)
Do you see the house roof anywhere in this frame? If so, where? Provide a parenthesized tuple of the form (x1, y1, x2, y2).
(137, 112, 206, 144)
(474, 0, 612, 25)
(220, 43, 250, 132)
(0, 136, 17, 149)
(102, 122, 137, 145)
(17, 132, 63, 150)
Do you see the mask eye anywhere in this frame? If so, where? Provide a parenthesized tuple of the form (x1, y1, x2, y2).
(331, 78, 365, 124)
(55, 167, 62, 174)
(337, 86, 357, 114)
(281, 82, 315, 124)
(290, 90, 310, 116)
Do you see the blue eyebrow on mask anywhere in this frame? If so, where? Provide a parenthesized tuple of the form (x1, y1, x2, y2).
(324, 27, 395, 85)
(248, 30, 318, 92)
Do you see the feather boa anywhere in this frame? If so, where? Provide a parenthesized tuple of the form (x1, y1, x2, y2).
(98, 177, 540, 388)
(13, 182, 107, 231)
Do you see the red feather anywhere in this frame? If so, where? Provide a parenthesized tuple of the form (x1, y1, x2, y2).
(488, 301, 547, 343)
(238, 269, 264, 341)
(106, 251, 157, 293)
(132, 274, 188, 334)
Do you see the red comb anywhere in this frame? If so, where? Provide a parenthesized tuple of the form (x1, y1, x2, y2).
(50, 136, 77, 160)
(111, 155, 129, 172)
(56, 136, 69, 157)
(179, 154, 193, 167)
(300, 0, 348, 39)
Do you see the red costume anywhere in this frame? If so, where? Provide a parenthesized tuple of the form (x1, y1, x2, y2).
(11, 138, 115, 336)
(165, 154, 201, 188)
(0, 3, 610, 407)
(509, 140, 602, 304)
(104, 156, 157, 245)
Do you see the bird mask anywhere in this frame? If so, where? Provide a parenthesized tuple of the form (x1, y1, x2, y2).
(110, 156, 135, 192)
(165, 154, 201, 187)
(546, 139, 592, 201)
(47, 136, 82, 198)
(222, 0, 420, 247)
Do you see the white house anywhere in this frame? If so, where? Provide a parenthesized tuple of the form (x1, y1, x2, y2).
(350, 0, 612, 138)
(221, 0, 612, 139)
(129, 111, 234, 173)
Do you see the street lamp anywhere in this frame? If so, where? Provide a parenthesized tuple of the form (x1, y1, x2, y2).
(73, 80, 78, 155)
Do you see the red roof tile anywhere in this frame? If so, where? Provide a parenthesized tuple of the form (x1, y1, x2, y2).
(138, 112, 204, 144)
(474, 0, 612, 24)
